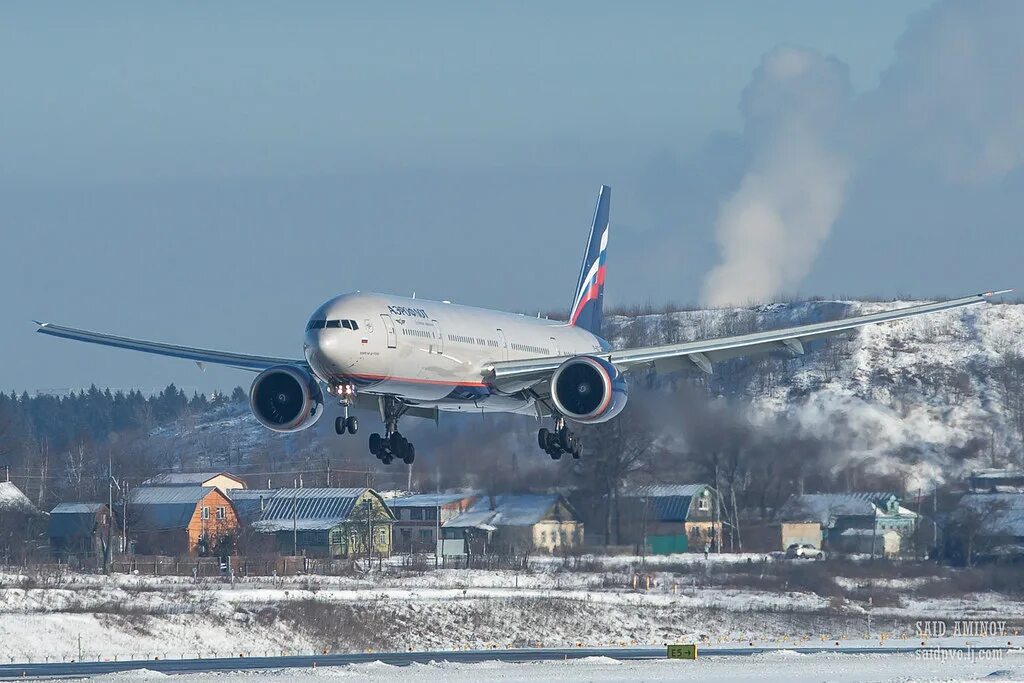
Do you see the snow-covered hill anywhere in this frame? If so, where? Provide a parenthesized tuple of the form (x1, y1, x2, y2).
(152, 300, 1024, 490)
(604, 299, 1024, 489)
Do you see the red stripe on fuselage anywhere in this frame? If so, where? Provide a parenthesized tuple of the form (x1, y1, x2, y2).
(342, 372, 489, 387)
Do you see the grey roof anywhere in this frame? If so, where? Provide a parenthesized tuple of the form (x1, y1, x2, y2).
(0, 481, 41, 515)
(128, 486, 217, 531)
(445, 494, 575, 528)
(131, 486, 214, 505)
(258, 488, 367, 522)
(621, 484, 712, 522)
(227, 489, 276, 525)
(51, 503, 106, 514)
(779, 493, 899, 525)
(141, 472, 244, 487)
(390, 493, 479, 508)
(957, 494, 1024, 537)
(48, 503, 108, 538)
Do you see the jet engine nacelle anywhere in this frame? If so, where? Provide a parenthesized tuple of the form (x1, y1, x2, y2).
(249, 365, 324, 432)
(549, 355, 627, 424)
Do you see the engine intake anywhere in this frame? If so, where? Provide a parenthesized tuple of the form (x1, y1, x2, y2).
(549, 355, 627, 424)
(249, 365, 324, 432)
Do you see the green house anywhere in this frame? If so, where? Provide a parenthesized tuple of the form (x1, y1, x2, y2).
(244, 488, 394, 558)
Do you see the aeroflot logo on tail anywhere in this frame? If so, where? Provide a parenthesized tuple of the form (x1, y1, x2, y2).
(387, 305, 429, 319)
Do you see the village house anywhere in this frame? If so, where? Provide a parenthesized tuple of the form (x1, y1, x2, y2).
(951, 493, 1024, 563)
(389, 492, 479, 553)
(617, 484, 720, 554)
(778, 492, 918, 557)
(47, 502, 117, 564)
(128, 486, 239, 556)
(141, 471, 247, 493)
(441, 494, 583, 558)
(968, 469, 1024, 494)
(0, 480, 45, 564)
(242, 488, 394, 558)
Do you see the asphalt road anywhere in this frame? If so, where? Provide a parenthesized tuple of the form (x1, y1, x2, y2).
(0, 645, 1017, 679)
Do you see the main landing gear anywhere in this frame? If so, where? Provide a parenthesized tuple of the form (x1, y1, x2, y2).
(538, 416, 582, 460)
(369, 396, 415, 466)
(330, 383, 359, 435)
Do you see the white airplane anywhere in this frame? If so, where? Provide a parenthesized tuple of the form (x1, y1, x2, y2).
(36, 185, 1008, 466)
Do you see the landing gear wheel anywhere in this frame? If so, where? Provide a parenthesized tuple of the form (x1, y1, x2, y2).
(559, 427, 574, 452)
(369, 433, 383, 456)
(538, 428, 550, 451)
(345, 416, 359, 434)
(335, 416, 346, 435)
(548, 448, 562, 460)
(402, 443, 416, 465)
(571, 441, 582, 459)
(390, 431, 406, 453)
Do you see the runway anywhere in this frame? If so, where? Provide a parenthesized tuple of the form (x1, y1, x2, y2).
(0, 644, 1018, 679)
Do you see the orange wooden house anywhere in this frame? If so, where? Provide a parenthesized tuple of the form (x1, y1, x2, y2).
(128, 486, 239, 556)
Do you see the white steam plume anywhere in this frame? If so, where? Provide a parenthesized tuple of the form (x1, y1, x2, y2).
(701, 46, 851, 307)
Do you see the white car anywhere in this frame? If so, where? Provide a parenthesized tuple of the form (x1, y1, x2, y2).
(786, 543, 825, 560)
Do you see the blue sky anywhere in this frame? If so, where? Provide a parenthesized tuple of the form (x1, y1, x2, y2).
(3, 1, 1018, 393)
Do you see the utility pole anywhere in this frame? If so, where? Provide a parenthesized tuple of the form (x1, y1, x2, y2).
(105, 452, 113, 574)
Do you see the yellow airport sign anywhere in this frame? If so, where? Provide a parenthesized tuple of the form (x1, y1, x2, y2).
(667, 644, 697, 660)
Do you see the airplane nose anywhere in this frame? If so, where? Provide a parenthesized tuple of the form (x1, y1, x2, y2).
(304, 329, 355, 376)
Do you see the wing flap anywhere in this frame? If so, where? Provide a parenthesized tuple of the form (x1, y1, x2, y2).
(35, 322, 308, 372)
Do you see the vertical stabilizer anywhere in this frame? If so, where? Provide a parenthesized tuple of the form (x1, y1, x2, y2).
(568, 185, 610, 336)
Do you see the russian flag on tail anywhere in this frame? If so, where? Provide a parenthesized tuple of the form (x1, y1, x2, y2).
(569, 185, 610, 337)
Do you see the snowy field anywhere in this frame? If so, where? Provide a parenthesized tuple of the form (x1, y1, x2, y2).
(77, 652, 1024, 683)
(3, 563, 1024, 663)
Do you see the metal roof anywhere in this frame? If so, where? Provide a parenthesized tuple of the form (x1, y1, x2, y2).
(128, 486, 218, 531)
(445, 494, 575, 528)
(620, 484, 712, 522)
(51, 502, 106, 514)
(141, 472, 244, 487)
(48, 504, 107, 537)
(258, 488, 367, 522)
(779, 493, 901, 525)
(131, 486, 215, 505)
(390, 493, 479, 508)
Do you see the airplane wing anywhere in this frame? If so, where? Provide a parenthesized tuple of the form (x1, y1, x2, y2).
(35, 321, 308, 372)
(485, 290, 1010, 392)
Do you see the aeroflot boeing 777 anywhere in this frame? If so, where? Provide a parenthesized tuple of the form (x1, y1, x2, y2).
(36, 186, 1009, 465)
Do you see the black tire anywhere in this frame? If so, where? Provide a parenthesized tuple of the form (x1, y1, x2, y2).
(571, 442, 582, 459)
(390, 431, 405, 453)
(369, 433, 383, 455)
(538, 428, 549, 451)
(346, 416, 359, 434)
(549, 448, 562, 461)
(382, 454, 393, 465)
(403, 443, 416, 465)
(545, 432, 559, 452)
(335, 416, 346, 435)
(559, 428, 573, 452)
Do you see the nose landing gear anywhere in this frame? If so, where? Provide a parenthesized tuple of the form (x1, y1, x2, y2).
(369, 396, 415, 466)
(330, 382, 359, 435)
(538, 416, 582, 460)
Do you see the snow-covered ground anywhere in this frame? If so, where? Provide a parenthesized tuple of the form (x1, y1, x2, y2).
(76, 651, 1024, 683)
(3, 565, 1024, 663)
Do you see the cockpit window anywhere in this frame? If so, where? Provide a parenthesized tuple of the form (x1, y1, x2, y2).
(319, 319, 359, 330)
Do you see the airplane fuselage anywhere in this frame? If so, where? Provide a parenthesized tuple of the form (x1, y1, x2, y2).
(303, 292, 608, 414)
